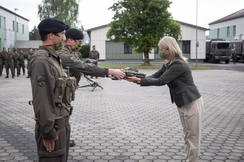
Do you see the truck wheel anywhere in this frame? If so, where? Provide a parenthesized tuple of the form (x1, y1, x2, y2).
(225, 60, 229, 64)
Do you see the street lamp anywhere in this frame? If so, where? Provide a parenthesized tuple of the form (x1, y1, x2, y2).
(14, 8, 18, 47)
(195, 0, 198, 67)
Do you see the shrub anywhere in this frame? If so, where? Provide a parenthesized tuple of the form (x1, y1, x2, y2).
(79, 44, 90, 58)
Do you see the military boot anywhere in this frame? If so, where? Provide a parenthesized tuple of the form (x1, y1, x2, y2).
(5, 75, 9, 78)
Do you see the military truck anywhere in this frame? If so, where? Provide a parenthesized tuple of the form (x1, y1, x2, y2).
(204, 39, 231, 64)
(231, 40, 244, 62)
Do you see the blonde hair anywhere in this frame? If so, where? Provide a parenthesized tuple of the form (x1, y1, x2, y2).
(158, 36, 187, 66)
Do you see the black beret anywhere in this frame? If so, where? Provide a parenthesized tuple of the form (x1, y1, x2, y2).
(65, 28, 84, 40)
(38, 18, 69, 33)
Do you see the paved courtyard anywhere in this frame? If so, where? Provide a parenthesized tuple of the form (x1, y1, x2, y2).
(0, 69, 244, 162)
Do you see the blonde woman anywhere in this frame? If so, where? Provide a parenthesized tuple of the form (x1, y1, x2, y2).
(125, 36, 203, 162)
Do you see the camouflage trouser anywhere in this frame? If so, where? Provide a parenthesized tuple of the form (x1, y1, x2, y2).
(14, 62, 20, 75)
(19, 61, 25, 75)
(0, 62, 2, 76)
(35, 122, 70, 162)
(5, 61, 14, 76)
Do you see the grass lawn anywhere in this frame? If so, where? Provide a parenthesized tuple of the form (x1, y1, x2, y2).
(99, 64, 217, 70)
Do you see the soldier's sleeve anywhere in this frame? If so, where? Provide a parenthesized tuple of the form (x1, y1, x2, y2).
(59, 54, 108, 76)
(97, 51, 100, 59)
(88, 51, 91, 58)
(29, 58, 57, 140)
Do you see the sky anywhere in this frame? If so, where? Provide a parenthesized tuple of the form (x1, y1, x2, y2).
(1, 0, 244, 34)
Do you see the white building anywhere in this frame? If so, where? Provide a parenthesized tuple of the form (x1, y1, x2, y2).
(209, 8, 244, 41)
(87, 20, 208, 60)
(0, 5, 29, 50)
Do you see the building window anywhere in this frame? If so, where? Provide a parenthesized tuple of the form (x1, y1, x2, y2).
(217, 29, 220, 38)
(182, 41, 190, 54)
(13, 21, 14, 31)
(22, 24, 24, 34)
(233, 26, 236, 36)
(16, 22, 18, 32)
(227, 27, 230, 37)
(154, 47, 159, 54)
(124, 43, 132, 54)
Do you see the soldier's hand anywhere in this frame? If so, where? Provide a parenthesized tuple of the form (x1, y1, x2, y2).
(43, 136, 58, 152)
(108, 69, 125, 80)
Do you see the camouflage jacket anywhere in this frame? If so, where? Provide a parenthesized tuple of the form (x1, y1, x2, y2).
(4, 52, 14, 62)
(57, 46, 108, 77)
(89, 50, 99, 60)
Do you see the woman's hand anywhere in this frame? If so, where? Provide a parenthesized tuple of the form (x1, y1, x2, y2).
(124, 77, 141, 83)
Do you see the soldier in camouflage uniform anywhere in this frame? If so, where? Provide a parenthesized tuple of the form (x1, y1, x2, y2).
(89, 45, 100, 78)
(26, 48, 34, 78)
(57, 28, 125, 87)
(13, 49, 20, 77)
(4, 48, 14, 78)
(1, 47, 7, 76)
(19, 49, 26, 75)
(29, 18, 73, 162)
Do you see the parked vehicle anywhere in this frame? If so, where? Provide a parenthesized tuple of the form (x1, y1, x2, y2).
(231, 40, 244, 62)
(204, 39, 231, 64)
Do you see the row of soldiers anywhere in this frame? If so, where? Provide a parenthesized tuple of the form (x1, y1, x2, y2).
(0, 47, 36, 78)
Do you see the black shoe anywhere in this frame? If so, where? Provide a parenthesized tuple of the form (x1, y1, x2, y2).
(5, 76, 9, 78)
(12, 76, 14, 78)
(17, 75, 19, 77)
(69, 140, 76, 147)
(26, 76, 29, 78)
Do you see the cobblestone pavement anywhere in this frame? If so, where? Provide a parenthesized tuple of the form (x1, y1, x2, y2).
(0, 69, 244, 162)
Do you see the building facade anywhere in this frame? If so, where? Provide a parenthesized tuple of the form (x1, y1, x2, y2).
(209, 8, 244, 41)
(0, 6, 29, 50)
(87, 21, 208, 60)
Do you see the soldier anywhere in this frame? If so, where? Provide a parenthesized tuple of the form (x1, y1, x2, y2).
(4, 48, 14, 78)
(1, 47, 7, 76)
(57, 28, 125, 147)
(13, 49, 20, 77)
(26, 48, 34, 78)
(29, 18, 71, 161)
(57, 28, 125, 87)
(89, 45, 100, 78)
(19, 49, 26, 75)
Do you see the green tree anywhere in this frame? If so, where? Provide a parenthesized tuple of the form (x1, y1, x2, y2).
(38, 0, 79, 28)
(107, 0, 181, 65)
(79, 44, 90, 58)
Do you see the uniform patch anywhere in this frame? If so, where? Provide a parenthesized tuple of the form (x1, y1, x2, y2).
(69, 55, 78, 62)
(37, 75, 46, 87)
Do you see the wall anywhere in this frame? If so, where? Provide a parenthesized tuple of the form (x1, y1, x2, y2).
(90, 23, 206, 60)
(0, 16, 6, 50)
(0, 8, 29, 50)
(106, 41, 143, 59)
(89, 26, 110, 60)
(209, 17, 244, 41)
(180, 24, 206, 59)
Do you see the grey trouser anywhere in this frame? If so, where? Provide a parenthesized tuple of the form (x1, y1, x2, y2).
(178, 97, 203, 162)
(35, 122, 70, 162)
(5, 61, 14, 76)
(19, 60, 25, 74)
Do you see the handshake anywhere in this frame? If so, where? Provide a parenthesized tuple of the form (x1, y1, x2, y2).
(109, 67, 146, 82)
